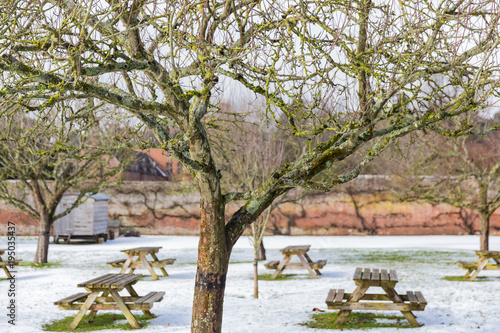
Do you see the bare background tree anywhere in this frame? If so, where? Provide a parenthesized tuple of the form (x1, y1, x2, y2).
(0, 100, 128, 264)
(214, 112, 286, 298)
(399, 116, 500, 250)
(1, 1, 500, 331)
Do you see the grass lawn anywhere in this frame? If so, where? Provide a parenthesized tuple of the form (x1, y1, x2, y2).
(43, 313, 154, 331)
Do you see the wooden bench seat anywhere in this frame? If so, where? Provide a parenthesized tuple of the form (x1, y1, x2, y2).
(134, 291, 165, 310)
(264, 259, 327, 270)
(457, 260, 475, 269)
(107, 258, 175, 268)
(457, 260, 500, 270)
(311, 260, 327, 269)
(55, 291, 165, 311)
(54, 293, 91, 306)
(326, 288, 427, 311)
(107, 259, 127, 268)
(264, 260, 280, 269)
(149, 259, 175, 267)
(0, 259, 22, 268)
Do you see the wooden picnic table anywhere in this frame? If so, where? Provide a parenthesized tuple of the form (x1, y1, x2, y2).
(264, 245, 326, 279)
(326, 267, 427, 327)
(54, 273, 165, 329)
(457, 250, 500, 281)
(0, 249, 22, 279)
(107, 246, 175, 280)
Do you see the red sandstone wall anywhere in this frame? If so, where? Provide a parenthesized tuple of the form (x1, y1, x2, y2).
(1, 177, 499, 236)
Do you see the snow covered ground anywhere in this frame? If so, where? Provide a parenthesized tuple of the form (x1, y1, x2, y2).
(1, 235, 500, 333)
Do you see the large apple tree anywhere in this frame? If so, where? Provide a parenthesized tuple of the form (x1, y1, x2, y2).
(1, 0, 499, 331)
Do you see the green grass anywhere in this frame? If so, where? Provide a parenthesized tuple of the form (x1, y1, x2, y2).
(229, 260, 253, 264)
(257, 273, 310, 281)
(19, 261, 62, 268)
(442, 275, 493, 282)
(302, 312, 415, 329)
(334, 249, 465, 266)
(43, 313, 154, 331)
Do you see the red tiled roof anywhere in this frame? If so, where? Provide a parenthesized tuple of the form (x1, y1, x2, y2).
(142, 148, 171, 173)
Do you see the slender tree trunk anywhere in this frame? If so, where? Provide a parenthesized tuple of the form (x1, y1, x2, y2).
(478, 183, 490, 251)
(479, 211, 490, 251)
(191, 177, 228, 333)
(33, 212, 51, 264)
(253, 258, 259, 299)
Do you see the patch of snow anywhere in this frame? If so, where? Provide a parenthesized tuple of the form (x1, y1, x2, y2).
(0, 235, 499, 332)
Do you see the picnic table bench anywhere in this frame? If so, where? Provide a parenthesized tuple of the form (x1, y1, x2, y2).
(325, 267, 427, 327)
(264, 245, 326, 279)
(107, 247, 175, 280)
(457, 250, 500, 281)
(0, 249, 22, 279)
(54, 273, 164, 329)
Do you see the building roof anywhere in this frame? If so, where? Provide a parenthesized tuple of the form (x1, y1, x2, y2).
(143, 148, 170, 173)
(89, 193, 111, 201)
(125, 151, 169, 178)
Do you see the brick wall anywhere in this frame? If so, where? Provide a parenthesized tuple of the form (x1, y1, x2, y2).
(2, 176, 499, 236)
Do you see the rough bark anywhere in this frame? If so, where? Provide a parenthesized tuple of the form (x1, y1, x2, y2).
(479, 211, 490, 251)
(191, 164, 228, 332)
(33, 212, 51, 264)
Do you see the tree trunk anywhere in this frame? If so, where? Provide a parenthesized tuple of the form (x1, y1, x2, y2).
(191, 178, 228, 333)
(479, 211, 490, 251)
(33, 213, 51, 264)
(253, 258, 259, 299)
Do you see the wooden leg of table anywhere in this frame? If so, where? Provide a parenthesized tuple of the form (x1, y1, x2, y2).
(335, 285, 369, 325)
(110, 291, 141, 329)
(151, 253, 169, 277)
(3, 267, 12, 279)
(469, 259, 489, 281)
(303, 253, 322, 276)
(140, 255, 159, 280)
(126, 285, 139, 297)
(382, 286, 420, 327)
(297, 254, 318, 279)
(271, 255, 291, 280)
(87, 291, 108, 322)
(125, 285, 154, 318)
(69, 292, 99, 330)
(120, 256, 134, 274)
(0, 258, 13, 279)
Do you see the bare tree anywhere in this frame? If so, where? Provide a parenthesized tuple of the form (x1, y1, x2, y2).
(401, 121, 500, 250)
(1, 1, 500, 331)
(215, 117, 286, 298)
(0, 100, 127, 264)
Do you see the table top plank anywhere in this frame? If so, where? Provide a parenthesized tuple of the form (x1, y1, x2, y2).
(353, 267, 363, 280)
(415, 291, 427, 305)
(78, 274, 140, 289)
(362, 268, 371, 280)
(95, 275, 129, 288)
(380, 269, 389, 282)
(371, 268, 380, 281)
(77, 274, 115, 287)
(407, 291, 418, 306)
(279, 245, 311, 254)
(334, 289, 344, 304)
(109, 275, 140, 289)
(121, 247, 162, 254)
(389, 270, 398, 283)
